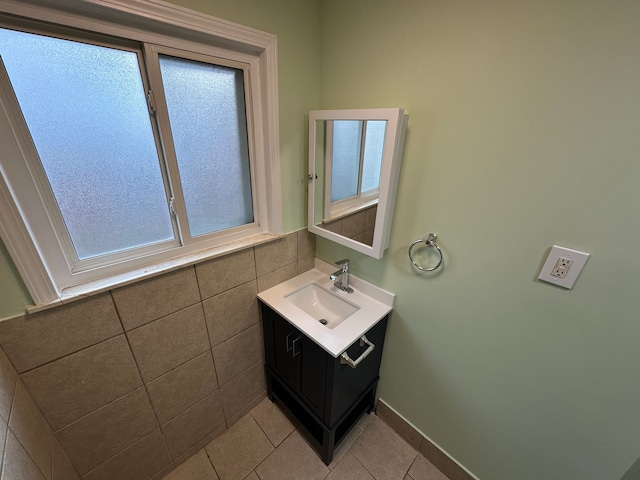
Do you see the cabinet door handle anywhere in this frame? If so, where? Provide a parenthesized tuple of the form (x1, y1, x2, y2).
(292, 336, 302, 357)
(286, 333, 294, 352)
(340, 335, 375, 369)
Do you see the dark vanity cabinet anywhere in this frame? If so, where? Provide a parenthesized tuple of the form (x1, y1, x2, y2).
(260, 301, 389, 464)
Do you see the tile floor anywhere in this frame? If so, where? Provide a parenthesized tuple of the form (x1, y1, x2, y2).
(162, 397, 449, 480)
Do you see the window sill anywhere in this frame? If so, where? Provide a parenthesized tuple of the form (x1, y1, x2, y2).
(322, 198, 378, 224)
(26, 232, 285, 314)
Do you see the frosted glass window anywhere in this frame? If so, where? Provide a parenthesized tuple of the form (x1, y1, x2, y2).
(0, 28, 174, 260)
(331, 120, 362, 202)
(159, 55, 253, 237)
(362, 121, 386, 193)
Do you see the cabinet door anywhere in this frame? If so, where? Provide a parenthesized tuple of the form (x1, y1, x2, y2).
(260, 303, 328, 421)
(295, 334, 328, 421)
(271, 312, 298, 387)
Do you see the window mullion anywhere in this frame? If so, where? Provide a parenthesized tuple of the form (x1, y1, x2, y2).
(141, 43, 192, 246)
(357, 121, 368, 198)
(324, 121, 335, 219)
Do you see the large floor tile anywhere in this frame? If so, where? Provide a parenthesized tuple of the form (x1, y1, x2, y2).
(254, 431, 329, 480)
(249, 397, 294, 447)
(408, 454, 450, 480)
(328, 416, 368, 469)
(162, 449, 218, 480)
(350, 416, 418, 480)
(205, 414, 273, 480)
(325, 452, 374, 480)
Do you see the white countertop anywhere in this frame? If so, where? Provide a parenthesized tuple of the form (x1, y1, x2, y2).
(257, 259, 394, 357)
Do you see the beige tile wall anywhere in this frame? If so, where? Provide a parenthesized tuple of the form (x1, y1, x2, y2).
(0, 344, 80, 480)
(0, 230, 315, 480)
(321, 204, 377, 246)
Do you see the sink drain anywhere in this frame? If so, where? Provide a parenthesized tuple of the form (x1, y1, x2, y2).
(318, 319, 328, 325)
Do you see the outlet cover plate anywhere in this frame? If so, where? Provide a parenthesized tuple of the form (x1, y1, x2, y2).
(538, 245, 589, 289)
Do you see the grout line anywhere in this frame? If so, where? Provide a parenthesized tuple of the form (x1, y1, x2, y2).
(17, 330, 123, 376)
(252, 427, 297, 476)
(201, 276, 259, 302)
(117, 337, 162, 430)
(124, 301, 203, 334)
(145, 349, 213, 389)
(210, 318, 262, 355)
(110, 296, 176, 468)
(80, 428, 165, 479)
(158, 388, 221, 429)
(217, 356, 264, 398)
(52, 385, 152, 432)
(5, 379, 50, 480)
(170, 422, 226, 466)
(248, 409, 275, 449)
(252, 245, 259, 284)
(0, 345, 21, 378)
(191, 264, 204, 304)
(0, 379, 18, 478)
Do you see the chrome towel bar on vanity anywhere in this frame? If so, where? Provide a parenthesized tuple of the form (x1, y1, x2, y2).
(408, 233, 443, 272)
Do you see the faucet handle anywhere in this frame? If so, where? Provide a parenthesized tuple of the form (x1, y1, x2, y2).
(334, 258, 350, 266)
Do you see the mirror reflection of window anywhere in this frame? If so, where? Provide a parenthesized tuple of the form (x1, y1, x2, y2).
(326, 120, 387, 219)
(331, 120, 363, 201)
(361, 120, 386, 192)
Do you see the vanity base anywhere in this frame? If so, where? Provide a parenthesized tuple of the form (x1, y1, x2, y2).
(266, 368, 377, 465)
(260, 301, 388, 465)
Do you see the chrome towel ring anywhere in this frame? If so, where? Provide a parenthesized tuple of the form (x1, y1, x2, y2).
(408, 233, 443, 272)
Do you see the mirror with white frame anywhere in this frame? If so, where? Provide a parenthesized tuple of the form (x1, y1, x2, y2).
(308, 108, 408, 259)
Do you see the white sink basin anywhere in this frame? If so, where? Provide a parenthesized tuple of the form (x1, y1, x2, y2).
(285, 283, 359, 329)
(257, 259, 394, 357)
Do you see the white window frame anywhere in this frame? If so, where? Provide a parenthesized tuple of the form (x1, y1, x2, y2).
(0, 0, 282, 309)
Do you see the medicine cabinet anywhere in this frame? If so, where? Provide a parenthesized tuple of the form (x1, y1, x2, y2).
(308, 108, 408, 259)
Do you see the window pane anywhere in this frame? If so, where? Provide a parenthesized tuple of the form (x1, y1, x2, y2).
(331, 120, 362, 202)
(0, 28, 174, 260)
(362, 120, 386, 193)
(159, 55, 253, 237)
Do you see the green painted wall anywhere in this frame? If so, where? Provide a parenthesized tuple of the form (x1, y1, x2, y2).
(0, 0, 322, 318)
(0, 241, 31, 317)
(2, 1, 638, 478)
(316, 1, 640, 479)
(621, 456, 640, 480)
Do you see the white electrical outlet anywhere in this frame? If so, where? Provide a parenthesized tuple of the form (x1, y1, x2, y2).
(550, 257, 573, 278)
(539, 245, 589, 289)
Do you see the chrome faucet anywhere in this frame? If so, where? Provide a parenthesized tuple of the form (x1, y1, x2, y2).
(330, 259, 354, 293)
